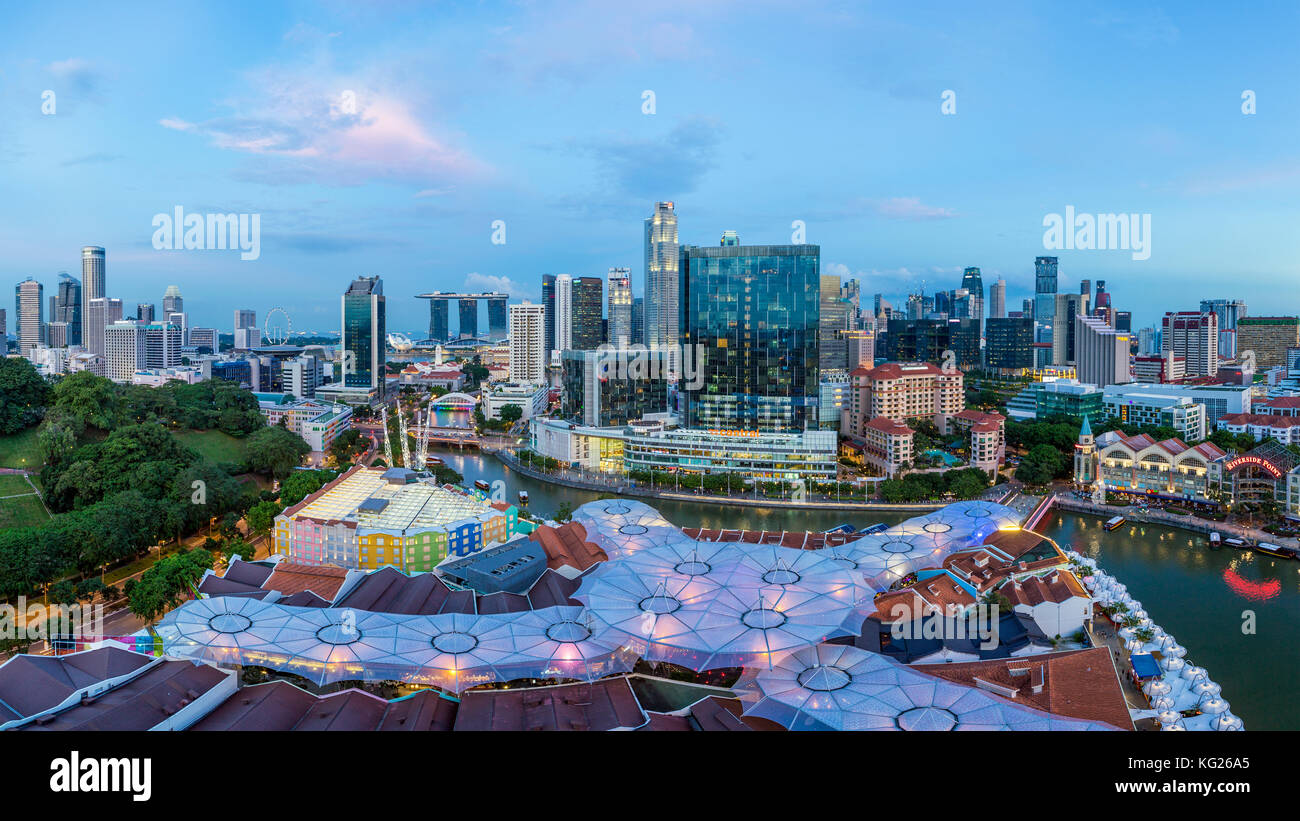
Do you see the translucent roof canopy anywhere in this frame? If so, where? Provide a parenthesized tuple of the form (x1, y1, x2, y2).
(155, 596, 636, 692)
(742, 644, 1119, 731)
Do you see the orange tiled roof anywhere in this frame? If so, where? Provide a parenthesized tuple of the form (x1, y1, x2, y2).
(263, 561, 350, 599)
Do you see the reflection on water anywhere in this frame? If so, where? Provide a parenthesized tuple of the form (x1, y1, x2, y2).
(1040, 511, 1300, 730)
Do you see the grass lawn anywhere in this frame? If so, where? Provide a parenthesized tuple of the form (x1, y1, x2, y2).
(0, 474, 36, 496)
(0, 427, 42, 470)
(173, 429, 251, 464)
(0, 493, 50, 529)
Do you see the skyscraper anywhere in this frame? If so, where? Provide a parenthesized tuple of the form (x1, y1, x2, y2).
(1052, 292, 1090, 365)
(14, 278, 44, 355)
(1034, 256, 1058, 324)
(342, 276, 386, 398)
(162, 285, 183, 316)
(989, 279, 1006, 319)
(570, 276, 603, 350)
(680, 239, 820, 432)
(55, 272, 82, 346)
(631, 296, 645, 346)
(1161, 311, 1218, 377)
(137, 303, 155, 323)
(541, 275, 557, 357)
(552, 274, 572, 357)
(819, 273, 850, 371)
(644, 202, 679, 366)
(84, 297, 123, 357)
(508, 302, 546, 385)
(607, 267, 632, 346)
(80, 247, 105, 341)
(1075, 314, 1132, 387)
(960, 266, 984, 325)
(104, 321, 146, 383)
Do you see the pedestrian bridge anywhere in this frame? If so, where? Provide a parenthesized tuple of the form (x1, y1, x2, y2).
(433, 392, 477, 407)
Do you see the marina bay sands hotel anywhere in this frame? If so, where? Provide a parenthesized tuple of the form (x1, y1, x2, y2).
(416, 292, 508, 342)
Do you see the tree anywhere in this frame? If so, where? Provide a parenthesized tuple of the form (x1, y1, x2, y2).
(245, 425, 312, 480)
(328, 429, 368, 466)
(499, 404, 523, 424)
(48, 580, 78, 606)
(48, 370, 121, 431)
(245, 500, 282, 536)
(223, 539, 256, 565)
(0, 357, 50, 434)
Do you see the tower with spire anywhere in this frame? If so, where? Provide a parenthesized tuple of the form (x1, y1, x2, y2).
(1073, 414, 1097, 485)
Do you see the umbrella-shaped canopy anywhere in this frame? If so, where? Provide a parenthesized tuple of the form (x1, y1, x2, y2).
(1150, 695, 1176, 711)
(1145, 679, 1173, 698)
(1157, 709, 1182, 725)
(1161, 656, 1186, 673)
(1198, 697, 1230, 715)
(574, 542, 866, 671)
(570, 499, 678, 559)
(1212, 712, 1244, 731)
(742, 643, 1119, 731)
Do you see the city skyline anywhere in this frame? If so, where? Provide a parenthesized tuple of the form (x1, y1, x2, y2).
(3, 2, 1298, 333)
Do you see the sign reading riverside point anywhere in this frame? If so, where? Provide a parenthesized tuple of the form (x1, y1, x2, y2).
(1224, 455, 1284, 479)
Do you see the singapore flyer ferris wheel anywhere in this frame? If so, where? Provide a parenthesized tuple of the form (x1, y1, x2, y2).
(263, 307, 292, 345)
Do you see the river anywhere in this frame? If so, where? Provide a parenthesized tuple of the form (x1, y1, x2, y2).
(437, 446, 1298, 730)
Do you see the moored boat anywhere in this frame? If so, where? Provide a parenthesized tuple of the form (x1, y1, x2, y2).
(1224, 537, 1248, 549)
(1254, 542, 1298, 559)
(474, 479, 491, 492)
(1209, 532, 1221, 546)
(518, 490, 529, 504)
(1105, 515, 1125, 531)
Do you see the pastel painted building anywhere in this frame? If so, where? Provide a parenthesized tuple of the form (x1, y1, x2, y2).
(273, 466, 524, 572)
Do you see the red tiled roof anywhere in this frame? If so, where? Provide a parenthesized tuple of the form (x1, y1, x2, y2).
(453, 678, 647, 731)
(1219, 413, 1300, 428)
(263, 561, 350, 599)
(859, 362, 946, 380)
(1001, 570, 1089, 606)
(865, 416, 914, 435)
(530, 522, 608, 573)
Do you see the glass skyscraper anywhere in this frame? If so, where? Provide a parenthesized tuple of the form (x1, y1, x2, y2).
(56, 272, 82, 346)
(607, 268, 632, 346)
(342, 275, 386, 397)
(644, 202, 679, 363)
(1034, 256, 1059, 324)
(680, 239, 820, 432)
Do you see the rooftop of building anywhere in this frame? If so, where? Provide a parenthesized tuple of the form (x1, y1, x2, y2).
(0, 646, 155, 723)
(454, 677, 648, 731)
(191, 681, 459, 731)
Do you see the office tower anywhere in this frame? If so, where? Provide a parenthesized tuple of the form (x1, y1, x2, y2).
(233, 309, 257, 350)
(341, 276, 386, 397)
(562, 348, 669, 427)
(989, 279, 1006, 319)
(14, 277, 44, 355)
(644, 201, 679, 363)
(1200, 299, 1247, 331)
(282, 354, 324, 398)
(541, 275, 557, 356)
(162, 285, 183, 315)
(1137, 327, 1156, 356)
(569, 276, 602, 350)
(53, 272, 82, 346)
(720, 230, 740, 246)
(1022, 298, 1034, 320)
(167, 311, 189, 345)
(1080, 279, 1091, 298)
(189, 327, 218, 353)
(1115, 311, 1132, 332)
(80, 247, 105, 342)
(83, 297, 123, 357)
(552, 274, 573, 356)
(841, 279, 861, 326)
(427, 296, 449, 342)
(136, 303, 154, 323)
(819, 273, 850, 371)
(844, 326, 875, 370)
(0, 308, 6, 347)
(508, 302, 546, 384)
(1236, 316, 1300, 369)
(680, 240, 820, 432)
(234, 309, 256, 330)
(631, 297, 645, 346)
(1094, 280, 1110, 310)
(933, 290, 951, 318)
(985, 317, 1035, 372)
(607, 267, 633, 346)
(1034, 256, 1058, 323)
(104, 321, 145, 382)
(47, 321, 69, 349)
(905, 293, 925, 320)
(960, 267, 984, 325)
(486, 295, 508, 341)
(1161, 311, 1218, 377)
(1052, 292, 1090, 365)
(142, 322, 183, 369)
(1075, 314, 1132, 387)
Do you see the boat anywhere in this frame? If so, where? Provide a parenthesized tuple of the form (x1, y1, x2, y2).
(1104, 516, 1125, 531)
(1209, 532, 1221, 546)
(425, 455, 444, 466)
(518, 490, 529, 504)
(1224, 537, 1248, 549)
(1253, 542, 1299, 560)
(474, 479, 491, 492)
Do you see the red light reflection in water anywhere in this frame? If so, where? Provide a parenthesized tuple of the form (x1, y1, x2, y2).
(1223, 568, 1281, 602)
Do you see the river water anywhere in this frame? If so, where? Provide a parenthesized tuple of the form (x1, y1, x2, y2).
(437, 445, 1299, 730)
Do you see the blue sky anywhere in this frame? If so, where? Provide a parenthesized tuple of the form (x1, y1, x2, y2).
(3, 1, 1298, 335)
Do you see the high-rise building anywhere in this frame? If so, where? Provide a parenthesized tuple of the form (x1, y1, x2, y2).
(1052, 292, 1090, 365)
(680, 240, 820, 432)
(989, 279, 1006, 319)
(631, 296, 645, 347)
(83, 297, 123, 357)
(80, 247, 105, 341)
(341, 276, 386, 397)
(14, 278, 44, 355)
(104, 321, 148, 382)
(54, 273, 82, 346)
(844, 325, 875, 370)
(167, 311, 189, 345)
(234, 309, 257, 350)
(162, 285, 183, 316)
(606, 268, 632, 347)
(1137, 327, 1157, 356)
(960, 267, 984, 325)
(1161, 311, 1219, 377)
(1022, 298, 1035, 320)
(137, 303, 155, 323)
(282, 354, 324, 399)
(189, 327, 218, 353)
(644, 202, 679, 363)
(561, 348, 669, 427)
(46, 321, 69, 349)
(1034, 256, 1058, 324)
(142, 322, 184, 369)
(570, 276, 603, 350)
(458, 299, 478, 339)
(819, 273, 851, 371)
(985, 317, 1035, 372)
(508, 302, 546, 385)
(1094, 280, 1110, 310)
(1075, 314, 1132, 387)
(541, 275, 557, 357)
(551, 274, 573, 358)
(1236, 316, 1300, 370)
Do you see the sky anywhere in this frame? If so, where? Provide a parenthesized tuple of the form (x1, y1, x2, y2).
(2, 1, 1298, 336)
